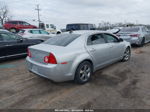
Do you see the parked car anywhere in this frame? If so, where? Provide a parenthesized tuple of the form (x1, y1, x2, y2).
(3, 21, 37, 33)
(18, 29, 54, 41)
(26, 31, 131, 84)
(66, 23, 96, 31)
(117, 26, 150, 46)
(0, 31, 42, 60)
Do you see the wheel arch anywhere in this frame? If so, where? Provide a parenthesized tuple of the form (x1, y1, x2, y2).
(72, 55, 94, 80)
(9, 27, 19, 32)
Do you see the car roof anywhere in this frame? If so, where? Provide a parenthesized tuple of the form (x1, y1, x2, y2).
(65, 30, 108, 35)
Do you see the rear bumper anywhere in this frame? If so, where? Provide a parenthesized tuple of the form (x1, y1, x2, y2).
(122, 37, 141, 45)
(26, 57, 74, 82)
(130, 38, 141, 45)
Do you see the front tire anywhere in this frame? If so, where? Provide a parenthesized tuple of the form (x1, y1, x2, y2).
(122, 47, 131, 62)
(74, 61, 93, 84)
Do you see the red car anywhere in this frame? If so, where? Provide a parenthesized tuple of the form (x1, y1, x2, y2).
(3, 21, 37, 33)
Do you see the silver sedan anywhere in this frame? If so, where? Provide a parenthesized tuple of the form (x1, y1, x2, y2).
(26, 31, 131, 84)
(117, 26, 150, 46)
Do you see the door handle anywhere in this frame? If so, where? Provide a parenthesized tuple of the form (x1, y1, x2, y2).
(90, 48, 96, 52)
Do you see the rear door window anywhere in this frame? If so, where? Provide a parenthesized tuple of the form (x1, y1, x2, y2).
(11, 21, 18, 25)
(103, 34, 119, 43)
(0, 33, 17, 41)
(22, 22, 30, 26)
(87, 34, 106, 45)
(44, 34, 80, 46)
(40, 30, 49, 34)
(30, 30, 40, 34)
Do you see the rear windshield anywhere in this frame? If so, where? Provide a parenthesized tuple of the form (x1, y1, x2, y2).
(44, 34, 80, 46)
(120, 27, 140, 32)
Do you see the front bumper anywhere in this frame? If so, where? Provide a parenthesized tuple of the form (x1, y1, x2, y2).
(26, 57, 74, 82)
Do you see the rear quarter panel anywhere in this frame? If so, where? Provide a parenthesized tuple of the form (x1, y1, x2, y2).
(54, 36, 93, 79)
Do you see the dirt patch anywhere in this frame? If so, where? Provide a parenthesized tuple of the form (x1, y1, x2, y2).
(119, 79, 139, 99)
(134, 49, 145, 54)
(91, 69, 130, 87)
(79, 101, 93, 109)
(92, 74, 122, 86)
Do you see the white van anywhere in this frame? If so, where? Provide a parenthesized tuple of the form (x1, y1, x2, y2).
(39, 23, 61, 34)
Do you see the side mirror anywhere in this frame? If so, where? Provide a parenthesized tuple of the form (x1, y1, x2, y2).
(118, 38, 123, 42)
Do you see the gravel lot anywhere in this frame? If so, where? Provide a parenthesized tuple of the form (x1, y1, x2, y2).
(0, 44, 150, 109)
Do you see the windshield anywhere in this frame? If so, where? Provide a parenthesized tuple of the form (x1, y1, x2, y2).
(44, 34, 80, 46)
(120, 27, 140, 32)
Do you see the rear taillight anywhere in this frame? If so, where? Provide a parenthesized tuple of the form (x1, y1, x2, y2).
(130, 34, 140, 37)
(27, 48, 32, 57)
(44, 53, 57, 64)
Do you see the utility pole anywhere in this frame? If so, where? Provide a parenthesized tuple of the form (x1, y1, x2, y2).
(35, 4, 41, 27)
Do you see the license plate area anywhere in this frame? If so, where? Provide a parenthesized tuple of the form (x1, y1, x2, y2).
(31, 64, 38, 73)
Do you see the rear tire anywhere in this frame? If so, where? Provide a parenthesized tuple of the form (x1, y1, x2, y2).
(74, 61, 93, 84)
(9, 28, 17, 33)
(56, 31, 61, 34)
(139, 37, 145, 47)
(122, 47, 131, 62)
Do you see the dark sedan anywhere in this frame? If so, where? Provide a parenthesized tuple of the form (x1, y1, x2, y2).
(0, 31, 42, 60)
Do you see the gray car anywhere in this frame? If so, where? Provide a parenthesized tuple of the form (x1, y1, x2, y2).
(26, 31, 131, 84)
(117, 26, 150, 46)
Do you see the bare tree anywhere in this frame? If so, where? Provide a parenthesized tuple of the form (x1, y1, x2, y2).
(0, 3, 11, 25)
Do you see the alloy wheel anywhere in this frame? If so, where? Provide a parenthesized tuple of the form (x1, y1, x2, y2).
(79, 64, 91, 82)
(124, 48, 130, 61)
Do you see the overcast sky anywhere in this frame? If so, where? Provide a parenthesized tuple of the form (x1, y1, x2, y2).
(1, 0, 150, 28)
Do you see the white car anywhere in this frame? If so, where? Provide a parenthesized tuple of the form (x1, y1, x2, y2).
(18, 29, 55, 41)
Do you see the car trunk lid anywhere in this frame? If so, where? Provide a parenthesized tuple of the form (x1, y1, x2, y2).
(29, 44, 64, 64)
